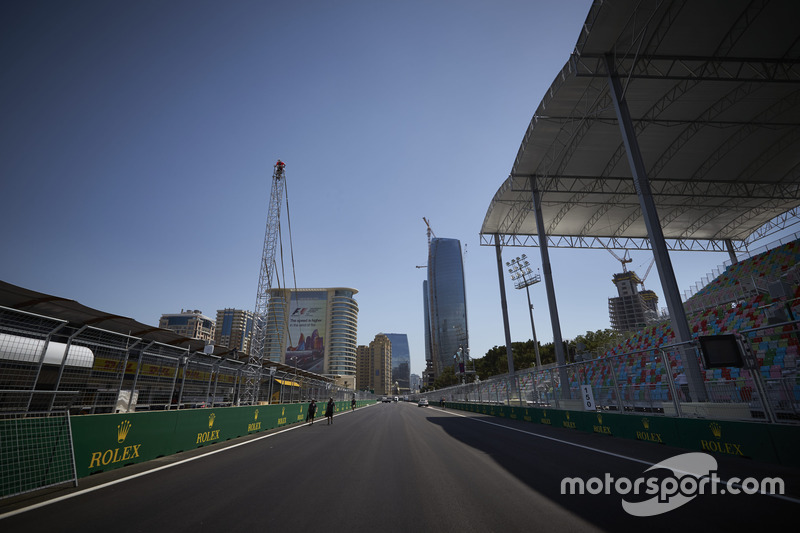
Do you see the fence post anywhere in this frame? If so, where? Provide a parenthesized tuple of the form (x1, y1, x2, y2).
(659, 347, 683, 418)
(175, 352, 191, 410)
(24, 321, 67, 412)
(741, 339, 776, 424)
(607, 357, 624, 412)
(113, 337, 141, 413)
(551, 369, 560, 409)
(48, 325, 88, 413)
(124, 340, 151, 413)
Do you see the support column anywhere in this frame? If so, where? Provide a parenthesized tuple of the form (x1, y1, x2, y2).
(495, 235, 515, 375)
(605, 54, 706, 401)
(725, 239, 739, 265)
(530, 178, 571, 399)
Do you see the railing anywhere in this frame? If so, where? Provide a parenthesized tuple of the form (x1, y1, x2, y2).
(424, 321, 800, 424)
(0, 306, 366, 416)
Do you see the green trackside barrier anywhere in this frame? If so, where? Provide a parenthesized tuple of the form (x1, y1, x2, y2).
(766, 423, 800, 468)
(620, 413, 680, 447)
(171, 404, 295, 453)
(71, 410, 180, 478)
(672, 417, 780, 463)
(443, 402, 800, 467)
(71, 400, 375, 478)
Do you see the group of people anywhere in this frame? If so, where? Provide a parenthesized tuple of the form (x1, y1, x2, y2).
(306, 397, 358, 425)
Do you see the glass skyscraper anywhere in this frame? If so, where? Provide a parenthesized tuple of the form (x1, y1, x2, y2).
(383, 333, 410, 392)
(425, 237, 469, 378)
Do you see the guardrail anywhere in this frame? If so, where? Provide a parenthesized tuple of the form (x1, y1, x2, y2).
(424, 324, 800, 425)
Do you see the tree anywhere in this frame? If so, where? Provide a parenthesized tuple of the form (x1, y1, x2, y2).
(432, 366, 460, 389)
(573, 329, 623, 357)
(473, 329, 625, 381)
(473, 340, 557, 380)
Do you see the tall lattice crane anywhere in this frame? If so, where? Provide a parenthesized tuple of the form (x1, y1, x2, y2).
(243, 160, 286, 405)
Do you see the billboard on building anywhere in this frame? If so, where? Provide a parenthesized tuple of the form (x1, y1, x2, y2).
(286, 291, 327, 373)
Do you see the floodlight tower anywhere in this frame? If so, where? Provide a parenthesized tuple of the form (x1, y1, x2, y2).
(243, 160, 286, 405)
(507, 254, 542, 369)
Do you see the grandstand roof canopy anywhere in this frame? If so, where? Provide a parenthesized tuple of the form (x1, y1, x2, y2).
(0, 280, 330, 382)
(481, 0, 800, 251)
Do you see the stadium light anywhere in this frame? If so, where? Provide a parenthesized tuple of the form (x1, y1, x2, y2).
(506, 255, 543, 369)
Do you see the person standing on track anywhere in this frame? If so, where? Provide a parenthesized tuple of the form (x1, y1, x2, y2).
(325, 397, 335, 425)
(306, 398, 317, 425)
(351, 397, 356, 411)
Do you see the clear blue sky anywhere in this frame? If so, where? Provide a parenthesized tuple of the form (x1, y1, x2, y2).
(3, 0, 766, 377)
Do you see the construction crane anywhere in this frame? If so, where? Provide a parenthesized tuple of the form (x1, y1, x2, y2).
(422, 217, 436, 247)
(417, 217, 436, 269)
(606, 247, 633, 272)
(243, 159, 286, 405)
(640, 258, 656, 288)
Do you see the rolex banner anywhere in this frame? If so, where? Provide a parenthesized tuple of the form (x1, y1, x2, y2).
(68, 402, 365, 478)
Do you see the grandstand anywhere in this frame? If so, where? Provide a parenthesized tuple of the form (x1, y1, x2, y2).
(528, 238, 800, 421)
(684, 235, 800, 313)
(433, 241, 800, 422)
(450, 242, 800, 423)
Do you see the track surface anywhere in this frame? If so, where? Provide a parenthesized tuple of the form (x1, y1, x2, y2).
(2, 402, 799, 532)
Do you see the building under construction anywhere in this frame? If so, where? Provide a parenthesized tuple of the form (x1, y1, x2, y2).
(608, 270, 659, 332)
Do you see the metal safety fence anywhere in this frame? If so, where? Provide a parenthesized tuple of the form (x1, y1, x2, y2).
(0, 411, 77, 499)
(0, 306, 362, 416)
(424, 320, 800, 425)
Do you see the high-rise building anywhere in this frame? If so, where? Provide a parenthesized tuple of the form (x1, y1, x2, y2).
(383, 333, 410, 393)
(410, 373, 422, 393)
(369, 334, 392, 395)
(159, 309, 215, 342)
(422, 280, 434, 388)
(356, 345, 371, 391)
(425, 237, 469, 380)
(263, 288, 359, 382)
(214, 308, 254, 354)
(355, 335, 392, 395)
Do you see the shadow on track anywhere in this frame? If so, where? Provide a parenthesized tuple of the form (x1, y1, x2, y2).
(423, 410, 799, 530)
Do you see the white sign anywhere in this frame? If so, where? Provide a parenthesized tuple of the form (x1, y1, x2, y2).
(581, 384, 596, 411)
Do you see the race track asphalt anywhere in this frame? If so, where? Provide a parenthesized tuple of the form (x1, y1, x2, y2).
(1, 402, 798, 532)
